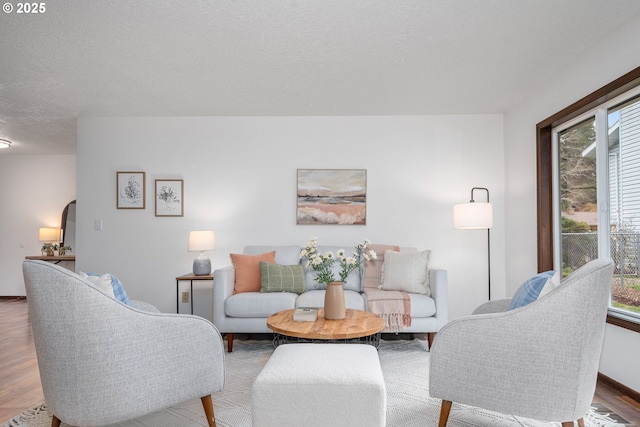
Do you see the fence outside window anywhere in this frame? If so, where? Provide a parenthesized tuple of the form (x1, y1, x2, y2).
(563, 232, 640, 315)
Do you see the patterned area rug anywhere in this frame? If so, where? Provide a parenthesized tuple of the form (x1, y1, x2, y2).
(3, 339, 626, 427)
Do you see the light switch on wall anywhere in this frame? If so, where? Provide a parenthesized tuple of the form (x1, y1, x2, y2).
(94, 219, 103, 231)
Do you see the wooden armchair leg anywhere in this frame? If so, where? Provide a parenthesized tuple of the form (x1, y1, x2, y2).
(51, 415, 61, 427)
(226, 333, 233, 352)
(201, 395, 217, 427)
(427, 332, 436, 349)
(438, 400, 452, 427)
(578, 418, 585, 427)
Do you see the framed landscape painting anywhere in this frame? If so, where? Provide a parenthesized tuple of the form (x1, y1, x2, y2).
(117, 171, 145, 209)
(297, 169, 366, 225)
(155, 179, 184, 217)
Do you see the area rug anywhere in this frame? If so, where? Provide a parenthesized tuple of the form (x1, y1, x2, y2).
(3, 339, 627, 427)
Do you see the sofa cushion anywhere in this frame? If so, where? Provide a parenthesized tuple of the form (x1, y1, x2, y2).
(244, 245, 302, 265)
(295, 289, 366, 311)
(408, 293, 436, 317)
(380, 250, 431, 295)
(303, 245, 361, 292)
(225, 292, 297, 318)
(508, 270, 557, 310)
(260, 262, 306, 294)
(231, 251, 276, 294)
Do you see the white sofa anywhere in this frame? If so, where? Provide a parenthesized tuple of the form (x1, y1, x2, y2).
(212, 245, 448, 351)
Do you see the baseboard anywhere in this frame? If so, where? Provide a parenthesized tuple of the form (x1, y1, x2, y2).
(0, 296, 26, 300)
(598, 371, 640, 404)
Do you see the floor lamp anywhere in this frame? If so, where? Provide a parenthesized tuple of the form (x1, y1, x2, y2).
(453, 187, 493, 300)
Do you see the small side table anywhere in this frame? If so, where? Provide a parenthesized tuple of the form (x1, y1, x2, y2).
(176, 273, 214, 315)
(25, 255, 76, 263)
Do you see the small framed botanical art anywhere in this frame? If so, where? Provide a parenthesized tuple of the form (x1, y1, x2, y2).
(155, 179, 184, 217)
(296, 169, 367, 225)
(117, 171, 146, 209)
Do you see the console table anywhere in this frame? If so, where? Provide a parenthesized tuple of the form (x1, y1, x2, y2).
(25, 255, 76, 262)
(25, 255, 76, 271)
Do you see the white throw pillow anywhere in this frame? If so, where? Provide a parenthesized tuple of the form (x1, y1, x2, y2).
(380, 250, 431, 295)
(79, 271, 116, 299)
(538, 270, 561, 298)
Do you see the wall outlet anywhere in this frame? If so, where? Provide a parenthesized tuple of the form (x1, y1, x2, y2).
(181, 292, 189, 303)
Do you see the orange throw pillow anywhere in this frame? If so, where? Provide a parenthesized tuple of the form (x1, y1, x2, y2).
(231, 251, 276, 294)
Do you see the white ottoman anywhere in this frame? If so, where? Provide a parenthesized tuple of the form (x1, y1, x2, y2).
(251, 344, 386, 427)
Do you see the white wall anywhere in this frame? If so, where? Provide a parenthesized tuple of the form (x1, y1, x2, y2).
(77, 115, 505, 320)
(0, 154, 76, 295)
(504, 17, 640, 393)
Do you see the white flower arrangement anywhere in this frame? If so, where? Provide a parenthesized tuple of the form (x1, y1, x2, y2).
(300, 236, 377, 285)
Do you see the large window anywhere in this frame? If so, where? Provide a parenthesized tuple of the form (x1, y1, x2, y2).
(537, 67, 640, 330)
(608, 96, 640, 316)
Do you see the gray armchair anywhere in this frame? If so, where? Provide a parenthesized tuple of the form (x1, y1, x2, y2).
(429, 258, 614, 427)
(22, 260, 225, 427)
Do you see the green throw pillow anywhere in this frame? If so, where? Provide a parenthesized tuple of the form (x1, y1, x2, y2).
(260, 261, 306, 294)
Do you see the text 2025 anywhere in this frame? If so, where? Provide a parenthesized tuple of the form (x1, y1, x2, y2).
(17, 3, 45, 13)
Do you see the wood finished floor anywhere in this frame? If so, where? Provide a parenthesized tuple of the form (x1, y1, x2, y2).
(1, 298, 640, 425)
(0, 299, 43, 423)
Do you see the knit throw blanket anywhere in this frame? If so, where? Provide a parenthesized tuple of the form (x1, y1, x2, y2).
(364, 245, 411, 332)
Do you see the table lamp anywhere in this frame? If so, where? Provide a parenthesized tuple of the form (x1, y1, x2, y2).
(188, 230, 216, 275)
(39, 227, 60, 243)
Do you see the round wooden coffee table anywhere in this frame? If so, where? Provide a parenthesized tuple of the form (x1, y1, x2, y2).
(267, 308, 385, 347)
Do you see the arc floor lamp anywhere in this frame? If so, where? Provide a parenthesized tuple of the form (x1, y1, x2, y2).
(453, 187, 493, 300)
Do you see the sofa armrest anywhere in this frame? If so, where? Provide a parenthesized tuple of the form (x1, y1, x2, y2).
(212, 266, 235, 329)
(429, 268, 448, 329)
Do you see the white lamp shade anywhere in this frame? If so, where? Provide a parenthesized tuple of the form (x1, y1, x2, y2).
(453, 202, 493, 229)
(39, 227, 60, 242)
(188, 230, 216, 252)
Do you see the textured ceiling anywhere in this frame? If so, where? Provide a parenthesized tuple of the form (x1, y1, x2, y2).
(1, 0, 640, 154)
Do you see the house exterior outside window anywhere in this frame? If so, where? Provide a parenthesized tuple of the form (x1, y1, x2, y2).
(551, 90, 640, 321)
